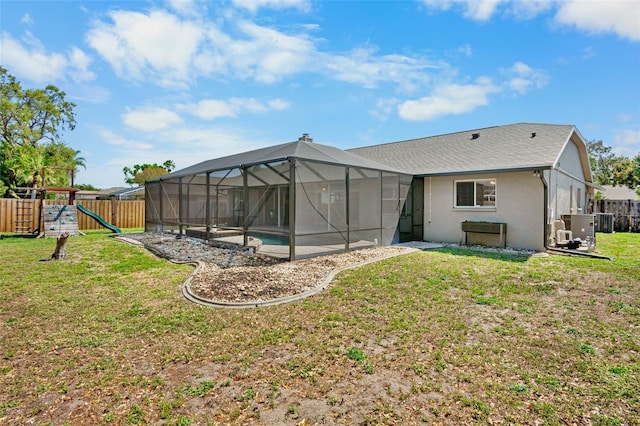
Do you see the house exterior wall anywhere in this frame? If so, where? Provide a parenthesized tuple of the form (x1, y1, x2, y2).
(423, 171, 545, 251)
(557, 138, 584, 178)
(548, 138, 589, 220)
(548, 169, 588, 218)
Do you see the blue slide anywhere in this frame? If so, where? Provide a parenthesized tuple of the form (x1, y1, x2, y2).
(77, 204, 122, 233)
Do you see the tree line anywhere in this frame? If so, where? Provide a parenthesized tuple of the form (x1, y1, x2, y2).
(2, 66, 638, 198)
(587, 140, 640, 196)
(1, 67, 174, 198)
(0, 66, 81, 197)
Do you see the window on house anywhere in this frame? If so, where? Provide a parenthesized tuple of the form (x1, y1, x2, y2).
(455, 179, 496, 208)
(576, 187, 582, 212)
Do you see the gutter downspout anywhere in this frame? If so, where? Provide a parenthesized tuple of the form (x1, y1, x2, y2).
(539, 171, 549, 250)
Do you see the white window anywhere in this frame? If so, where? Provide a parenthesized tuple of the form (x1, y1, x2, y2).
(455, 179, 496, 208)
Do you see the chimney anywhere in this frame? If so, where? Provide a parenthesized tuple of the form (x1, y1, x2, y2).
(298, 133, 313, 142)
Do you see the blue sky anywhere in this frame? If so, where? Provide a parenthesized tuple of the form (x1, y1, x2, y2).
(1, 0, 639, 189)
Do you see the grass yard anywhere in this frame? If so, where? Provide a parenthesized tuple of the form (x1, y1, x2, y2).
(0, 231, 638, 425)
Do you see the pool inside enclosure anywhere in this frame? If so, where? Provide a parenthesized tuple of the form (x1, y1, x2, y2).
(145, 137, 411, 260)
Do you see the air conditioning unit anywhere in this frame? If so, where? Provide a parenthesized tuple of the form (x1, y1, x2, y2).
(561, 214, 595, 240)
(595, 213, 614, 233)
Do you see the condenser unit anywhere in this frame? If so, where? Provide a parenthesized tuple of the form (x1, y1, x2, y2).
(595, 213, 614, 233)
(561, 214, 595, 241)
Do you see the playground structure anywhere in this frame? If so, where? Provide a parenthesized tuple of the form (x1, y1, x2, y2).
(13, 167, 121, 237)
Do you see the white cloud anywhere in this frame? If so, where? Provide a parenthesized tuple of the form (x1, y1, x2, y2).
(99, 129, 154, 150)
(182, 99, 237, 120)
(232, 0, 312, 13)
(71, 85, 111, 104)
(420, 0, 457, 12)
(122, 107, 183, 132)
(420, 0, 507, 21)
(268, 98, 290, 111)
(167, 0, 200, 17)
(86, 9, 321, 87)
(179, 97, 291, 120)
(0, 32, 96, 85)
(398, 78, 499, 121)
(324, 46, 440, 93)
(82, 5, 450, 94)
(67, 46, 95, 82)
(502, 61, 548, 95)
(508, 0, 555, 19)
(0, 32, 68, 83)
(394, 60, 549, 121)
(227, 20, 317, 83)
(463, 0, 507, 21)
(421, 0, 640, 41)
(86, 10, 204, 88)
(555, 0, 640, 41)
(20, 13, 33, 25)
(612, 129, 640, 157)
(370, 98, 399, 122)
(162, 126, 264, 152)
(458, 44, 473, 57)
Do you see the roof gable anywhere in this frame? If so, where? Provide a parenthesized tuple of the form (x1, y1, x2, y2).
(349, 123, 584, 176)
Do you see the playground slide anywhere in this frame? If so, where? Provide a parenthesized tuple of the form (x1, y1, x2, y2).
(76, 204, 122, 233)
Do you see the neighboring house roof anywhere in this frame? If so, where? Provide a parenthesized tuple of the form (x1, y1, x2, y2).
(110, 186, 145, 198)
(598, 185, 640, 200)
(76, 186, 128, 198)
(76, 186, 145, 199)
(349, 122, 591, 179)
(154, 136, 408, 181)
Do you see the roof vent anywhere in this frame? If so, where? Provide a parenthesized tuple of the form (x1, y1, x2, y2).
(298, 133, 313, 142)
(531, 132, 537, 138)
(471, 133, 480, 140)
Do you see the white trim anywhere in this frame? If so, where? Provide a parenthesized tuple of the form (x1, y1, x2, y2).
(557, 167, 592, 186)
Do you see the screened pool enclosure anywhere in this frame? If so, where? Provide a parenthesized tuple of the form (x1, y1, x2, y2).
(145, 135, 411, 260)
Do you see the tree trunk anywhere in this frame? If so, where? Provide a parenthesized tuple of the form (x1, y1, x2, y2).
(51, 232, 70, 260)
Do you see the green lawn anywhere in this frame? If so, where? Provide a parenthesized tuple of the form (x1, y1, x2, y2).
(0, 231, 638, 425)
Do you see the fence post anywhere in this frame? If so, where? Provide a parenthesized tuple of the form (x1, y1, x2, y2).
(111, 197, 117, 227)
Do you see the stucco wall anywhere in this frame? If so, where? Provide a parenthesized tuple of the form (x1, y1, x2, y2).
(548, 137, 589, 220)
(548, 170, 589, 216)
(557, 137, 584, 178)
(423, 171, 545, 251)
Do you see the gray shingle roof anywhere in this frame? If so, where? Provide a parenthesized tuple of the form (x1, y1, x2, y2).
(349, 123, 578, 175)
(156, 139, 408, 181)
(598, 185, 640, 200)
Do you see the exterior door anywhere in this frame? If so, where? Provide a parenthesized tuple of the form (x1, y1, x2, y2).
(398, 178, 424, 242)
(411, 177, 424, 241)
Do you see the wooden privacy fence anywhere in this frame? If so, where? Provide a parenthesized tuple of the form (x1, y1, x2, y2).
(589, 199, 640, 232)
(0, 199, 145, 233)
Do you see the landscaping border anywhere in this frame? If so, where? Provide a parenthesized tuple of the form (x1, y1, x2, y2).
(115, 235, 416, 309)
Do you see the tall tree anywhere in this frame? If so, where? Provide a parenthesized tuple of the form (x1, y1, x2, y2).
(587, 140, 620, 185)
(0, 67, 78, 197)
(123, 161, 175, 186)
(42, 142, 86, 186)
(611, 154, 640, 192)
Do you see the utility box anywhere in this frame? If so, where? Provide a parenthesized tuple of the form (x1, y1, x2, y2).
(561, 214, 595, 241)
(595, 213, 614, 233)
